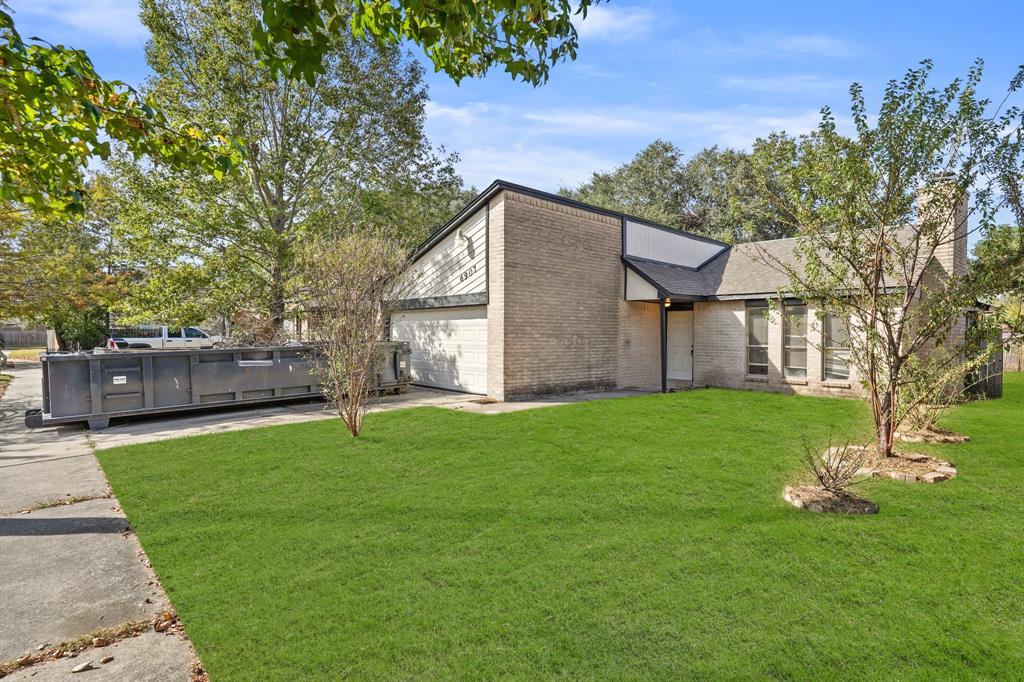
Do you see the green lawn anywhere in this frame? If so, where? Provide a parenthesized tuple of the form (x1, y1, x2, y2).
(98, 375, 1024, 680)
(3, 347, 44, 361)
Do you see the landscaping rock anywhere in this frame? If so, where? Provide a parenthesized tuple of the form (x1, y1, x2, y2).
(71, 660, 95, 673)
(881, 470, 917, 482)
(833, 447, 961, 484)
(902, 453, 933, 463)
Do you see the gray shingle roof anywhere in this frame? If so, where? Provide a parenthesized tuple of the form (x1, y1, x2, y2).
(625, 237, 803, 300)
(626, 227, 929, 300)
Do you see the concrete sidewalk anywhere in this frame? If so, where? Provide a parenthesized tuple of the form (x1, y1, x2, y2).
(0, 366, 192, 680)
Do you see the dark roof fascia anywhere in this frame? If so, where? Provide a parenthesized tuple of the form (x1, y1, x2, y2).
(496, 180, 729, 247)
(622, 246, 732, 275)
(396, 292, 488, 310)
(691, 245, 733, 270)
(706, 292, 789, 301)
(411, 179, 729, 264)
(706, 285, 904, 302)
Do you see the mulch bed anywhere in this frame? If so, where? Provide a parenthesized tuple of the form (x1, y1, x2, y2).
(823, 445, 958, 484)
(863, 451, 958, 483)
(783, 485, 879, 514)
(894, 427, 970, 444)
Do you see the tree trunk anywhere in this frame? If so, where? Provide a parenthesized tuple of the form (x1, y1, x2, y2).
(268, 260, 286, 332)
(877, 388, 895, 457)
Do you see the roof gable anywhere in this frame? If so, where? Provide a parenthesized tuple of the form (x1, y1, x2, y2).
(412, 179, 725, 264)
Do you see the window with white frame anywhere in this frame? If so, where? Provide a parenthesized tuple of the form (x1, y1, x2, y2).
(783, 304, 807, 378)
(746, 304, 769, 375)
(823, 313, 851, 381)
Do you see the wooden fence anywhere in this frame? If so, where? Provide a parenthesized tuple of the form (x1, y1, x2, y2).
(1005, 344, 1024, 373)
(0, 327, 47, 348)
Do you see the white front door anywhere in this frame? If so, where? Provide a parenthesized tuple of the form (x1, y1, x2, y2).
(667, 311, 693, 381)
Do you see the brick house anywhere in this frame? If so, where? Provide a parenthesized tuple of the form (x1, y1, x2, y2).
(390, 180, 969, 401)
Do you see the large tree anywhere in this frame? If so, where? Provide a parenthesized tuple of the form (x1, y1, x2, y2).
(0, 175, 123, 349)
(111, 0, 463, 331)
(747, 60, 1024, 457)
(971, 224, 1024, 333)
(560, 140, 794, 243)
(0, 5, 238, 216)
(254, 0, 598, 87)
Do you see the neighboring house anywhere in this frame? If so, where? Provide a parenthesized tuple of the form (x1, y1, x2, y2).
(390, 180, 969, 401)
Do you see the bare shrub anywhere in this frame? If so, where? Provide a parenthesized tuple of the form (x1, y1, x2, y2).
(296, 233, 409, 437)
(224, 311, 292, 347)
(804, 438, 870, 494)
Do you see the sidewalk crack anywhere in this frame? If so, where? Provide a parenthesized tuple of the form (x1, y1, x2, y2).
(3, 493, 113, 516)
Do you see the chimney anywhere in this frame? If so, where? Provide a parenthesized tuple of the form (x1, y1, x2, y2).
(919, 174, 969, 279)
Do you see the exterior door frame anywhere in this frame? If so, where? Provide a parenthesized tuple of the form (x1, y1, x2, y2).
(667, 309, 694, 381)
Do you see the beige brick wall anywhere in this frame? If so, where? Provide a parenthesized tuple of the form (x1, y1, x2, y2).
(617, 301, 661, 388)
(693, 301, 860, 398)
(482, 190, 659, 399)
(693, 301, 745, 387)
(485, 197, 507, 400)
(918, 185, 969, 391)
(930, 189, 969, 279)
(499, 191, 626, 399)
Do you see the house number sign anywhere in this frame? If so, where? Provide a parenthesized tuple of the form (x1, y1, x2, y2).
(459, 264, 478, 282)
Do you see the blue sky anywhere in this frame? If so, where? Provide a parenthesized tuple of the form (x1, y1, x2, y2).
(9, 0, 1024, 193)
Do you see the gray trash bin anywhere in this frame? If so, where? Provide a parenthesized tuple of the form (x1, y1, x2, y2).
(26, 342, 411, 430)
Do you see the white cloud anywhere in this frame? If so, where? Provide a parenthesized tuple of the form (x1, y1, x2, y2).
(455, 145, 619, 191)
(721, 74, 852, 94)
(11, 0, 148, 47)
(440, 101, 824, 140)
(425, 101, 503, 127)
(522, 109, 657, 136)
(426, 100, 833, 190)
(776, 35, 860, 58)
(575, 5, 655, 44)
(692, 30, 863, 59)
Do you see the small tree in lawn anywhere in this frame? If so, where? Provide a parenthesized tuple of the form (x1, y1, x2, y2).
(748, 60, 1024, 458)
(297, 233, 409, 437)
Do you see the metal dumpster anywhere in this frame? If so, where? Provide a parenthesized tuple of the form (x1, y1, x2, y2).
(25, 342, 411, 430)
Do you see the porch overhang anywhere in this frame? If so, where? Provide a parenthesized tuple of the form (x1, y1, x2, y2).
(623, 257, 707, 302)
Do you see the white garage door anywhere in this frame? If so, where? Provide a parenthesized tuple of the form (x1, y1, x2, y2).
(390, 305, 488, 394)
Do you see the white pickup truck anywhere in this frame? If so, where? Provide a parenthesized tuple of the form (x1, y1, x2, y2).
(106, 326, 216, 350)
